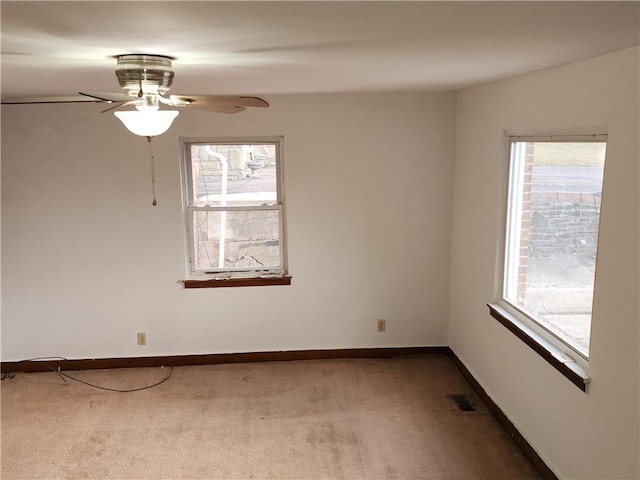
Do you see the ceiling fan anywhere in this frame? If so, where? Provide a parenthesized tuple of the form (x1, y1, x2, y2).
(1, 54, 269, 136)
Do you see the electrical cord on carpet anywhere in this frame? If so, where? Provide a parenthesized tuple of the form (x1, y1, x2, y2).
(1, 357, 173, 392)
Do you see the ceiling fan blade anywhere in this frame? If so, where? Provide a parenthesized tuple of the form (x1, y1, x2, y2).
(100, 100, 139, 113)
(169, 95, 269, 113)
(1, 95, 106, 105)
(192, 104, 248, 114)
(79, 92, 135, 102)
(2, 91, 135, 105)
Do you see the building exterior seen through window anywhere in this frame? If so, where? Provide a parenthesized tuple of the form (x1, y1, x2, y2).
(502, 137, 607, 359)
(181, 138, 286, 277)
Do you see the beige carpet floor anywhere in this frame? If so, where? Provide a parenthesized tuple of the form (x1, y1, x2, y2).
(1, 355, 542, 479)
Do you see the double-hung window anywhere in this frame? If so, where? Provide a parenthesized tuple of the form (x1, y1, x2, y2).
(180, 137, 288, 286)
(492, 133, 607, 390)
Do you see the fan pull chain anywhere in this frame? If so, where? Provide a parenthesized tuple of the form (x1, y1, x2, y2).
(146, 136, 157, 206)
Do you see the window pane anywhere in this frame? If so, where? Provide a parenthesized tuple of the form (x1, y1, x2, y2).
(192, 209, 281, 272)
(505, 141, 606, 356)
(190, 144, 277, 207)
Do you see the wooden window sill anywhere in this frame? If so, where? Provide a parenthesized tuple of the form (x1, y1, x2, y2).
(487, 303, 589, 392)
(183, 276, 292, 289)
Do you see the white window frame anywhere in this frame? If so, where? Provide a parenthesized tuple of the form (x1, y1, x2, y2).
(179, 136, 287, 279)
(493, 132, 608, 388)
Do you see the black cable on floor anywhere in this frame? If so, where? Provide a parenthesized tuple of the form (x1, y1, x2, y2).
(1, 357, 173, 393)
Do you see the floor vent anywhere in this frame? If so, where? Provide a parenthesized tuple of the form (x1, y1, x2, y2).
(450, 394, 476, 412)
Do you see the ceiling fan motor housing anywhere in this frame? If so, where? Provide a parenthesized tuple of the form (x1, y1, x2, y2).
(115, 54, 175, 97)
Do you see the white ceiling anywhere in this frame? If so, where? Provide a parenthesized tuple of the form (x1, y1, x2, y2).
(2, 1, 639, 98)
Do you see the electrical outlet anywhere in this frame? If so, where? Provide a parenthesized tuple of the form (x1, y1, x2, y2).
(377, 319, 386, 332)
(137, 332, 146, 345)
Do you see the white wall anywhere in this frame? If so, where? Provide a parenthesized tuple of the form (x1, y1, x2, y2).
(1, 92, 456, 361)
(450, 47, 639, 479)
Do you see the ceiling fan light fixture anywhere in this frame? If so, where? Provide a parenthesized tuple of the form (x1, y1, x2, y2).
(114, 110, 179, 137)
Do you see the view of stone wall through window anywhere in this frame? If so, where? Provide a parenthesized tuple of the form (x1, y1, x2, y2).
(512, 141, 606, 355)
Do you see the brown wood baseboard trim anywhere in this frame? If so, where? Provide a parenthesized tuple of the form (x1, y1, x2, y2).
(448, 348, 559, 480)
(1, 346, 449, 374)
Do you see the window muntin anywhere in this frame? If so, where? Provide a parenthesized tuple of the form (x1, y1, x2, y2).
(501, 136, 607, 360)
(182, 138, 286, 276)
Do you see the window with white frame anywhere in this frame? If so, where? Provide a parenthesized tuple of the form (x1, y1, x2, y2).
(499, 135, 607, 365)
(181, 137, 287, 278)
